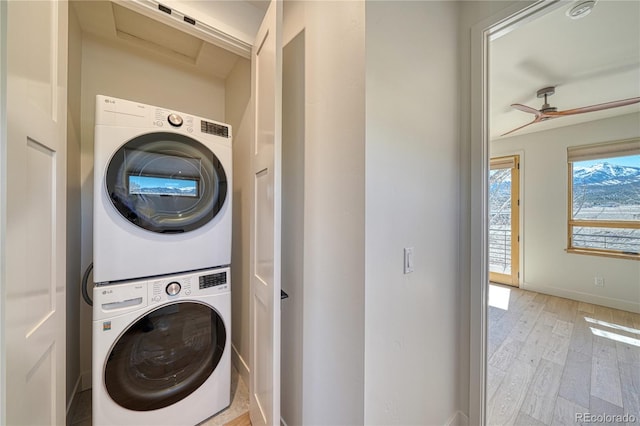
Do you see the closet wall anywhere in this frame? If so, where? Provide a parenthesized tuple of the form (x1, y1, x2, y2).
(66, 6, 83, 406)
(225, 57, 253, 383)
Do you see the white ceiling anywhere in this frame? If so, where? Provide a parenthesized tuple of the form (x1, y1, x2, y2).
(490, 0, 640, 140)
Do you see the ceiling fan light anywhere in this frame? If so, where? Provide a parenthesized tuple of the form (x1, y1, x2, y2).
(566, 1, 596, 20)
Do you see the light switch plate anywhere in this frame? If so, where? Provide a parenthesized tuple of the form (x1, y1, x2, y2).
(404, 247, 414, 274)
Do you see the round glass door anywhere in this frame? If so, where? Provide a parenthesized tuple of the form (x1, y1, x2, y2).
(105, 132, 227, 233)
(104, 302, 226, 411)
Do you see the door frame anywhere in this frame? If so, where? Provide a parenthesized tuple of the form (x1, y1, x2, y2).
(0, 0, 6, 422)
(468, 1, 564, 424)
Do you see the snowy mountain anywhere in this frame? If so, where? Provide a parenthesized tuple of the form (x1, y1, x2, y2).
(572, 161, 640, 207)
(573, 162, 640, 187)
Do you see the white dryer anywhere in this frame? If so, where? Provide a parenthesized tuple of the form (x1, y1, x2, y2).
(92, 267, 231, 426)
(93, 95, 232, 283)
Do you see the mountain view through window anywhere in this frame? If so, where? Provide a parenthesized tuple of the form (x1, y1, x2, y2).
(571, 155, 640, 254)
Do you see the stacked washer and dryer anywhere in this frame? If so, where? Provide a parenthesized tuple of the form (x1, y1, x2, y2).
(92, 95, 232, 426)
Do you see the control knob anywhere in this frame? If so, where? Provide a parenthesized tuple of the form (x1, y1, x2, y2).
(168, 113, 183, 127)
(166, 281, 181, 296)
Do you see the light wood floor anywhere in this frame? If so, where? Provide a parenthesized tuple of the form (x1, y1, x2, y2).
(487, 284, 640, 426)
(224, 412, 251, 426)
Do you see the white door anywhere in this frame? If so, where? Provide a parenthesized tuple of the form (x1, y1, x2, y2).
(2, 1, 67, 424)
(249, 1, 282, 425)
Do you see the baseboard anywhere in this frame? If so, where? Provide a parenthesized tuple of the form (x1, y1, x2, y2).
(80, 370, 92, 392)
(66, 375, 82, 416)
(521, 282, 640, 313)
(231, 343, 250, 386)
(445, 410, 469, 426)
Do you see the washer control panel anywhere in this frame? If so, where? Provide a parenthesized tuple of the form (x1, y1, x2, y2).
(93, 267, 230, 319)
(148, 267, 230, 305)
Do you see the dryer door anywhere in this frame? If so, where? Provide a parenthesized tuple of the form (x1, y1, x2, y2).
(105, 132, 228, 233)
(104, 301, 226, 411)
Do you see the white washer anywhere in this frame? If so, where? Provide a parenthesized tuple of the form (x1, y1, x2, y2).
(93, 267, 231, 426)
(93, 95, 232, 283)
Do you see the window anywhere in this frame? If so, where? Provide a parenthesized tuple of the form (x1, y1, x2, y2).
(567, 138, 640, 259)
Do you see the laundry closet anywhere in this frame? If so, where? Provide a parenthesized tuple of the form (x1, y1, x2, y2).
(5, 0, 372, 424)
(66, 1, 268, 424)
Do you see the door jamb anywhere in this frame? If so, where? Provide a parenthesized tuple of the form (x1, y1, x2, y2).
(0, 1, 6, 422)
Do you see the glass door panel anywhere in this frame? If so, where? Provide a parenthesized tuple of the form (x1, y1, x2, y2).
(489, 155, 520, 286)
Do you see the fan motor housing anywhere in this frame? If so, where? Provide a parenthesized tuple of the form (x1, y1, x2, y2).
(537, 86, 555, 98)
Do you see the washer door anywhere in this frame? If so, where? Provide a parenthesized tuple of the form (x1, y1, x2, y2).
(104, 302, 226, 411)
(105, 132, 227, 233)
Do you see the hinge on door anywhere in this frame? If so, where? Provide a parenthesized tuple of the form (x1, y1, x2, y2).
(518, 199, 520, 206)
(518, 235, 520, 242)
(517, 162, 520, 170)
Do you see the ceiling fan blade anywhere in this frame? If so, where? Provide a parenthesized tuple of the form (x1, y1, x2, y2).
(548, 97, 640, 116)
(500, 117, 541, 137)
(511, 103, 542, 117)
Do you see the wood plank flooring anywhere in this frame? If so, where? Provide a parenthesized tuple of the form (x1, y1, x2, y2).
(487, 284, 640, 426)
(223, 412, 251, 426)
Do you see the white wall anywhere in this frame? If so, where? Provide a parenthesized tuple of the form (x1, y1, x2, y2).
(281, 27, 305, 426)
(224, 57, 252, 384)
(66, 3, 82, 408)
(301, 2, 366, 424)
(281, 2, 366, 424)
(77, 33, 227, 386)
(364, 2, 460, 424)
(491, 113, 640, 313)
(280, 2, 468, 425)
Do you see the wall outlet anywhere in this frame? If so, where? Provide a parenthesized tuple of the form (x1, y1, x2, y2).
(594, 276, 604, 287)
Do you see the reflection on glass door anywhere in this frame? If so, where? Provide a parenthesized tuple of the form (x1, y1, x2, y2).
(489, 155, 520, 286)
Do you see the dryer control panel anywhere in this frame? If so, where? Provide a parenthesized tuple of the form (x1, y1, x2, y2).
(153, 107, 196, 134)
(95, 95, 231, 140)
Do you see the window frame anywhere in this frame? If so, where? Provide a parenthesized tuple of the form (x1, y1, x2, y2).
(566, 138, 640, 260)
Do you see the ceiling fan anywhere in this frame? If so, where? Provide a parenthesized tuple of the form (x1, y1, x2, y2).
(502, 86, 640, 136)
